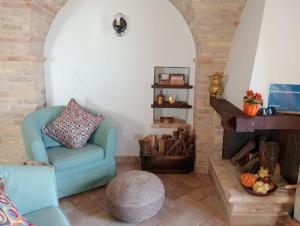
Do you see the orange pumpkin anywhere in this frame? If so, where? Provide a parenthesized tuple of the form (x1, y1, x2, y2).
(240, 173, 257, 188)
(243, 102, 260, 117)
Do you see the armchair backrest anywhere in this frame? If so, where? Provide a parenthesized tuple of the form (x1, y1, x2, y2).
(21, 106, 63, 159)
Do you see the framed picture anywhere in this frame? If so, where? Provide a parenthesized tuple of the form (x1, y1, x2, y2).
(268, 84, 300, 113)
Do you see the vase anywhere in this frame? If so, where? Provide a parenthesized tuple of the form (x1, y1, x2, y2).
(209, 73, 224, 96)
(243, 102, 260, 117)
(156, 90, 165, 105)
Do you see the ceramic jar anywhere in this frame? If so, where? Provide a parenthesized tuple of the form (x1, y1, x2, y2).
(156, 90, 165, 105)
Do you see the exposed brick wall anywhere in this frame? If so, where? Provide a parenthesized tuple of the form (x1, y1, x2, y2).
(171, 0, 246, 173)
(0, 0, 245, 168)
(0, 0, 67, 162)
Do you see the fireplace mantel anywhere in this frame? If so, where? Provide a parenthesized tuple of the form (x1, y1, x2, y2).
(210, 96, 300, 132)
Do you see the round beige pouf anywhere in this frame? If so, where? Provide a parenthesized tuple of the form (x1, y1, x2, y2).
(106, 170, 165, 223)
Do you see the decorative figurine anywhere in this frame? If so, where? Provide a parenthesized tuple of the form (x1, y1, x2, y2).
(168, 96, 175, 104)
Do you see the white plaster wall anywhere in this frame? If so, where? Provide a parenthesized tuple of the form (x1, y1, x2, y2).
(224, 0, 266, 109)
(250, 0, 300, 106)
(44, 0, 196, 156)
(225, 0, 300, 108)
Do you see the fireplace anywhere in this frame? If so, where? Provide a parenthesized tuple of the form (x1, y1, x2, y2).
(208, 97, 300, 226)
(210, 97, 300, 183)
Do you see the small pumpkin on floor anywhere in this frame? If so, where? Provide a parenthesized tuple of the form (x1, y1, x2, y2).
(240, 172, 257, 188)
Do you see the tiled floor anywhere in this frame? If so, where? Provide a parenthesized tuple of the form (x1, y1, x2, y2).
(60, 163, 227, 226)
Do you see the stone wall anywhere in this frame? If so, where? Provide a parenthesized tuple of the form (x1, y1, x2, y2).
(0, 0, 245, 172)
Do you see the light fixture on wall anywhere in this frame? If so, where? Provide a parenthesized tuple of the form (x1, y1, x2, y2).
(113, 13, 127, 36)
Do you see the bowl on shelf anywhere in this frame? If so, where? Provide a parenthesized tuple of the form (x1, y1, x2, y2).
(160, 117, 174, 124)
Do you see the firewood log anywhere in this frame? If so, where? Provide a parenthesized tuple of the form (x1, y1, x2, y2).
(231, 140, 256, 165)
(241, 157, 259, 173)
(166, 140, 180, 155)
(158, 138, 166, 155)
(259, 137, 279, 175)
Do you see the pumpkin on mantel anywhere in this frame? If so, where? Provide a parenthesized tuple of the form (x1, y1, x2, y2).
(240, 173, 257, 188)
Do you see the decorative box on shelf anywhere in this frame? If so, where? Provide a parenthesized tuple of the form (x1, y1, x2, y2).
(158, 73, 170, 85)
(170, 74, 185, 85)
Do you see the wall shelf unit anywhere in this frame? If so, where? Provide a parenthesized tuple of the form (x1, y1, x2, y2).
(151, 66, 193, 129)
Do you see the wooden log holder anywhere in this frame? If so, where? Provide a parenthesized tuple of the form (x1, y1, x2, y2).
(139, 129, 195, 173)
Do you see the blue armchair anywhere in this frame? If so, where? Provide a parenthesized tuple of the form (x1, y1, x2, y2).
(21, 106, 117, 198)
(0, 165, 71, 226)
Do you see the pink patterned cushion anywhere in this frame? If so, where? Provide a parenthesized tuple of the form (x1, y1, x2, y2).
(0, 185, 34, 226)
(42, 99, 103, 149)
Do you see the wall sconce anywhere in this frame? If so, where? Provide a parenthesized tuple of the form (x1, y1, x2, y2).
(113, 13, 127, 36)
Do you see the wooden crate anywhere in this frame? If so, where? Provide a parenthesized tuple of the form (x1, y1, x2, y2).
(140, 154, 194, 174)
(139, 132, 195, 173)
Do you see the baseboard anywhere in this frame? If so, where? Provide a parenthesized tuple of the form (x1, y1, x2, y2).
(115, 156, 140, 164)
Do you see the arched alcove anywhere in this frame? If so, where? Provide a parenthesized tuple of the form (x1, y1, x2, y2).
(0, 0, 245, 173)
(44, 0, 196, 156)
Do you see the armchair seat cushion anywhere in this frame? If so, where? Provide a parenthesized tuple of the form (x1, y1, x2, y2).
(47, 144, 105, 171)
(24, 207, 70, 226)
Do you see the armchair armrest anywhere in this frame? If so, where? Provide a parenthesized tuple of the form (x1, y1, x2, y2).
(0, 165, 58, 215)
(91, 119, 116, 160)
(21, 118, 49, 163)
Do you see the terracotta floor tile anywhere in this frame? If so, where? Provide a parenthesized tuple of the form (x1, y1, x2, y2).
(186, 184, 215, 202)
(166, 173, 204, 188)
(167, 210, 207, 226)
(73, 210, 113, 226)
(166, 183, 193, 200)
(137, 205, 174, 226)
(60, 199, 75, 214)
(156, 174, 181, 191)
(66, 209, 86, 225)
(86, 186, 107, 200)
(174, 195, 214, 220)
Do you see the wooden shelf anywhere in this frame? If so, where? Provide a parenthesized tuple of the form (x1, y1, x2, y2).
(152, 119, 191, 129)
(151, 83, 193, 89)
(151, 101, 192, 109)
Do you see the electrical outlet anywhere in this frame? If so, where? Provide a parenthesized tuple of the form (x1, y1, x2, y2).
(133, 133, 143, 140)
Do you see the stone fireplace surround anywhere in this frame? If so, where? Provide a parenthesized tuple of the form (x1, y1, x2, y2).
(208, 97, 300, 225)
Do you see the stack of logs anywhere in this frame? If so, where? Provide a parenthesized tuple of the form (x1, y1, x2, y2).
(231, 137, 280, 174)
(139, 129, 195, 156)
